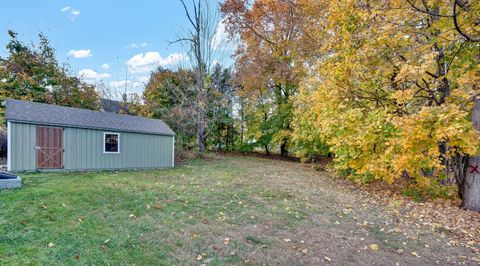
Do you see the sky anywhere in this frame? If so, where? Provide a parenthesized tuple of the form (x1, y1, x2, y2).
(0, 0, 232, 99)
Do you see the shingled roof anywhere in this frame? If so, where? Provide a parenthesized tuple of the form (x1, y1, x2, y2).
(5, 99, 175, 136)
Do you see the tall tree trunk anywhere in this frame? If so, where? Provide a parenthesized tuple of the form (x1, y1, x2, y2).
(196, 71, 207, 153)
(197, 110, 206, 153)
(463, 96, 480, 211)
(280, 138, 288, 158)
(264, 144, 270, 156)
(240, 99, 245, 145)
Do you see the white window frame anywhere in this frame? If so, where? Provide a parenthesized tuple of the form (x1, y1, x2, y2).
(103, 132, 120, 154)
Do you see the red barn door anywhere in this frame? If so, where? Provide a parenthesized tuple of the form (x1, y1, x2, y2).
(36, 126, 64, 169)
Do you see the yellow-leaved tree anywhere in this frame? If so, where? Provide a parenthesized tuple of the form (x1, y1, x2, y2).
(290, 0, 480, 210)
(221, 0, 480, 211)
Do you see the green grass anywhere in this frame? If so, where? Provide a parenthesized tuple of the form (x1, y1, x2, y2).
(0, 156, 309, 265)
(0, 155, 473, 265)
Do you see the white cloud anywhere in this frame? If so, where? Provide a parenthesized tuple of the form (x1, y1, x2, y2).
(125, 42, 150, 49)
(67, 49, 92, 58)
(78, 69, 111, 83)
(212, 19, 239, 52)
(109, 79, 143, 89)
(61, 6, 80, 21)
(126, 52, 186, 73)
(212, 19, 228, 50)
(138, 76, 150, 83)
(101, 63, 110, 70)
(109, 80, 131, 88)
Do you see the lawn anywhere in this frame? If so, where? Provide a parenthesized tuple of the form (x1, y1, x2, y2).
(0, 155, 477, 265)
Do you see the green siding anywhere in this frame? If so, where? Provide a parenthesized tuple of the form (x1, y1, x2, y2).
(10, 122, 36, 171)
(9, 122, 174, 171)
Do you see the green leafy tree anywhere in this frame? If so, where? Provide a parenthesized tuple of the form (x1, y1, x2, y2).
(0, 30, 100, 123)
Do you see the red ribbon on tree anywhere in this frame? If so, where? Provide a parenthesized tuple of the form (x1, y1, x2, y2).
(469, 165, 480, 174)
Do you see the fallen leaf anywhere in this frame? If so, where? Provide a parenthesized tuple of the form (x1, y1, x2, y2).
(411, 251, 420, 257)
(224, 237, 230, 245)
(301, 248, 308, 254)
(369, 244, 379, 251)
(41, 205, 48, 210)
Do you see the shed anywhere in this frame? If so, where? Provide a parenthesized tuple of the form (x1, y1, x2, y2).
(5, 99, 175, 172)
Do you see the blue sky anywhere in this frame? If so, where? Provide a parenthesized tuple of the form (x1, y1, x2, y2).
(0, 0, 230, 98)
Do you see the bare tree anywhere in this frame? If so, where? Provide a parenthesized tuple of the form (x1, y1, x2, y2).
(173, 0, 227, 153)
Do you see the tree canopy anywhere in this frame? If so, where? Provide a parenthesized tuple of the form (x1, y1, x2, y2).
(0, 30, 100, 122)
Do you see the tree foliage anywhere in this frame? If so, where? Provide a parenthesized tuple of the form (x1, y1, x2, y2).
(142, 65, 237, 151)
(0, 31, 100, 119)
(221, 0, 480, 209)
(221, 0, 305, 157)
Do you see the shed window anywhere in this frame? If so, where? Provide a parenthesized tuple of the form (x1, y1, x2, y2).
(104, 133, 120, 153)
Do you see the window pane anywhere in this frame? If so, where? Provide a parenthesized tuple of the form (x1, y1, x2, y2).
(105, 134, 119, 152)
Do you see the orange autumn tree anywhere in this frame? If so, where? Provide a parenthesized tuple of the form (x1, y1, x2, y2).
(221, 0, 312, 157)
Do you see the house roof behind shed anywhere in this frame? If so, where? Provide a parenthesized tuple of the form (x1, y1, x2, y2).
(5, 99, 175, 136)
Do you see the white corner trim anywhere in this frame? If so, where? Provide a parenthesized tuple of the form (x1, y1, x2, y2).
(7, 121, 11, 171)
(172, 136, 175, 167)
(103, 132, 120, 154)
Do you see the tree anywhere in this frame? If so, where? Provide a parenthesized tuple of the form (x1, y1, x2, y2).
(209, 64, 238, 151)
(403, 0, 480, 211)
(221, 0, 305, 157)
(0, 30, 100, 122)
(143, 67, 198, 149)
(174, 0, 224, 153)
(286, 0, 480, 210)
(463, 96, 480, 211)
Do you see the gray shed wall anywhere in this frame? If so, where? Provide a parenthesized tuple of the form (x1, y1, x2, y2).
(8, 122, 174, 171)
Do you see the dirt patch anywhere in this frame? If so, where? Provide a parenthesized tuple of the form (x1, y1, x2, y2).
(220, 156, 480, 265)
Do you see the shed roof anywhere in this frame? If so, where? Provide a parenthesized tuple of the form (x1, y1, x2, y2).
(5, 99, 175, 136)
